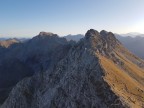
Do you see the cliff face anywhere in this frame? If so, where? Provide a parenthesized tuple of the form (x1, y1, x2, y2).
(1, 29, 144, 108)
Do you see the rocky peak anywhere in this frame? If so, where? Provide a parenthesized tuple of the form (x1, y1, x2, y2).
(38, 32, 57, 37)
(32, 32, 60, 42)
(100, 30, 117, 42)
(85, 29, 100, 39)
(35, 32, 59, 40)
(83, 29, 120, 55)
(87, 29, 118, 42)
(100, 30, 108, 37)
(85, 29, 117, 41)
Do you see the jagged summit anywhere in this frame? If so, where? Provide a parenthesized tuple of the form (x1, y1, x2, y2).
(85, 29, 117, 41)
(32, 31, 60, 41)
(85, 29, 99, 39)
(100, 30, 108, 36)
(36, 32, 59, 39)
(83, 29, 120, 54)
(38, 31, 57, 37)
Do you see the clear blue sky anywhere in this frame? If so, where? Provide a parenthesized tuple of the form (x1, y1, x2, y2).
(0, 0, 144, 37)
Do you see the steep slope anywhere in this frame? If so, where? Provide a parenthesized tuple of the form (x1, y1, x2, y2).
(0, 32, 70, 104)
(84, 30, 144, 107)
(95, 30, 144, 107)
(1, 29, 144, 108)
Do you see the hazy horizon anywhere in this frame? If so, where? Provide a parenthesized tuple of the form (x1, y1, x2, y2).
(0, 0, 144, 37)
(1, 31, 144, 38)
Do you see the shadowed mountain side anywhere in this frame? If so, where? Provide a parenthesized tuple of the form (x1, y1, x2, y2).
(0, 32, 71, 104)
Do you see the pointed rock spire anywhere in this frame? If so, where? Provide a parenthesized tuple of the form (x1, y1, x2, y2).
(85, 29, 100, 39)
(38, 32, 57, 37)
(100, 30, 108, 37)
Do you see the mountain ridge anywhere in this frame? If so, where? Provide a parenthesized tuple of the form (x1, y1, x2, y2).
(1, 29, 144, 108)
(64, 33, 144, 60)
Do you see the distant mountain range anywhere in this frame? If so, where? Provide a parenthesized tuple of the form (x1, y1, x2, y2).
(64, 34, 84, 42)
(115, 35, 144, 59)
(120, 32, 144, 37)
(0, 38, 30, 42)
(0, 38, 7, 41)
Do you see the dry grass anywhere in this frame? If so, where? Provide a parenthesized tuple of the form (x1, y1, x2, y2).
(98, 53, 144, 108)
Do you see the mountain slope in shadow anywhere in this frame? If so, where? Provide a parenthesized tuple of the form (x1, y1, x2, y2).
(0, 32, 70, 104)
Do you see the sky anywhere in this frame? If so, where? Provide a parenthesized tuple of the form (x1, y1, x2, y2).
(0, 0, 144, 37)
